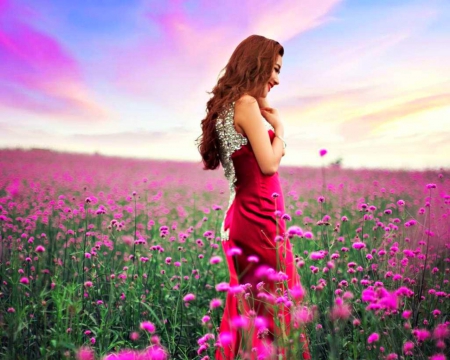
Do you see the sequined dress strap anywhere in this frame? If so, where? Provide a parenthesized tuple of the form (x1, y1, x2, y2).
(215, 101, 248, 241)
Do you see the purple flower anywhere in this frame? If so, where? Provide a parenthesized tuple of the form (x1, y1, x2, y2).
(226, 247, 242, 256)
(35, 245, 45, 253)
(140, 321, 156, 333)
(76, 346, 94, 360)
(310, 251, 326, 260)
(209, 256, 222, 265)
(183, 293, 196, 302)
(210, 298, 223, 309)
(231, 315, 248, 329)
(219, 331, 232, 346)
(215, 282, 230, 292)
(367, 332, 380, 343)
(352, 242, 366, 250)
(281, 213, 291, 221)
(319, 149, 327, 157)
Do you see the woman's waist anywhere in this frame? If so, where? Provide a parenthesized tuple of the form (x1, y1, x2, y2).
(233, 185, 284, 209)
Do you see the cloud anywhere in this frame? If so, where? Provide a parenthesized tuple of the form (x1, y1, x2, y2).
(338, 92, 450, 139)
(0, 0, 110, 120)
(111, 0, 343, 109)
(247, 0, 342, 42)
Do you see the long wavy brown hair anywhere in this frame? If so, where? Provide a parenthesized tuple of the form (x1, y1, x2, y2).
(196, 34, 284, 170)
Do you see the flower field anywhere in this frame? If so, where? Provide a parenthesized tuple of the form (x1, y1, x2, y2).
(0, 149, 449, 360)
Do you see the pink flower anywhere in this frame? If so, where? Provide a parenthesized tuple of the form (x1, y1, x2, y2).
(433, 324, 450, 340)
(310, 251, 326, 260)
(303, 231, 314, 239)
(294, 306, 315, 324)
(215, 282, 229, 292)
(386, 354, 398, 360)
(379, 291, 398, 311)
(319, 149, 327, 157)
(247, 255, 259, 263)
(226, 247, 242, 256)
(287, 226, 303, 237)
(352, 242, 366, 250)
(367, 332, 380, 344)
(219, 331, 232, 346)
(35, 245, 45, 253)
(231, 315, 248, 329)
(403, 341, 414, 356)
(330, 299, 351, 321)
(144, 345, 168, 360)
(430, 355, 446, 360)
(140, 321, 156, 333)
(84, 281, 93, 288)
(432, 309, 441, 318)
(19, 277, 29, 285)
(209, 256, 222, 265)
(412, 328, 430, 342)
(289, 284, 305, 301)
(254, 316, 268, 330)
(361, 288, 376, 302)
(183, 293, 196, 302)
(129, 332, 140, 341)
(103, 347, 168, 360)
(402, 310, 412, 319)
(76, 346, 94, 360)
(210, 298, 223, 309)
(281, 213, 291, 221)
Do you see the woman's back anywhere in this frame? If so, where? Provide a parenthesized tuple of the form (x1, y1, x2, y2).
(214, 99, 283, 241)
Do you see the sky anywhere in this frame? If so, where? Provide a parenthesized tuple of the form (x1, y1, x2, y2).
(1, 0, 449, 170)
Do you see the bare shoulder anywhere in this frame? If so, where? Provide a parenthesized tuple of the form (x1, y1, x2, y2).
(234, 94, 259, 122)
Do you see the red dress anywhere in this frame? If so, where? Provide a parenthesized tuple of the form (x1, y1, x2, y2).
(214, 102, 310, 360)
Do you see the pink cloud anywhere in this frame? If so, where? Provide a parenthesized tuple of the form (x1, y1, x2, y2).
(247, 0, 342, 43)
(0, 0, 109, 120)
(112, 0, 343, 107)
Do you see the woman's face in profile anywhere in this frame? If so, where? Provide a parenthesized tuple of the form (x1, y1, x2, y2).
(260, 54, 282, 98)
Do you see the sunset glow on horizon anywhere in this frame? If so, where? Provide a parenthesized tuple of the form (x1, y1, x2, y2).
(1, 0, 449, 170)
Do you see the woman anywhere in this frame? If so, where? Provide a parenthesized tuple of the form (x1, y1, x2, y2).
(197, 35, 310, 360)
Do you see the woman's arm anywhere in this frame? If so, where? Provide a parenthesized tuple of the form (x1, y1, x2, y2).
(234, 95, 285, 175)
